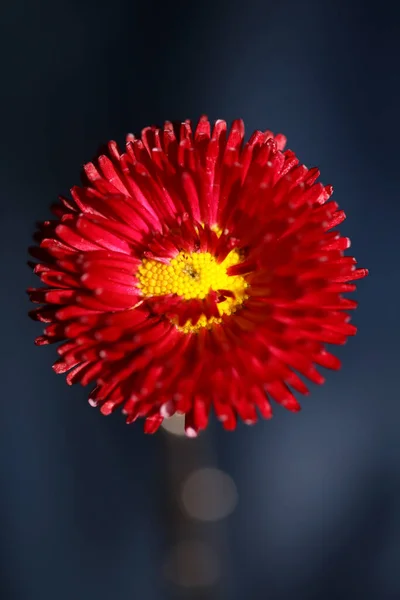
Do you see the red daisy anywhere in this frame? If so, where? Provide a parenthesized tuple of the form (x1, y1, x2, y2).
(28, 116, 368, 436)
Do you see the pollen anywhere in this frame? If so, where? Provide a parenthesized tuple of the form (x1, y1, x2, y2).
(137, 250, 248, 332)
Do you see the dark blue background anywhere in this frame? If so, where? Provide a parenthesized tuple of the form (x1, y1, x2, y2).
(1, 0, 398, 598)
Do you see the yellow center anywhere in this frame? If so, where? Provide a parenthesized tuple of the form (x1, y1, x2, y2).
(137, 250, 248, 333)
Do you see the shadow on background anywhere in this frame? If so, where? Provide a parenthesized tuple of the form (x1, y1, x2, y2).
(0, 0, 398, 598)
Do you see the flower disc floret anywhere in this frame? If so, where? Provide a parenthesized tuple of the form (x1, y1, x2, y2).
(137, 250, 248, 332)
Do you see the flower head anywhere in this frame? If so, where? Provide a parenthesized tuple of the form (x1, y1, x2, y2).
(28, 116, 368, 436)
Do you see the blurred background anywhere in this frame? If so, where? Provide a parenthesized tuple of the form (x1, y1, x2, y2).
(1, 0, 398, 598)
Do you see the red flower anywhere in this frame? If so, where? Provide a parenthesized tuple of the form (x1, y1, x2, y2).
(28, 116, 368, 436)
